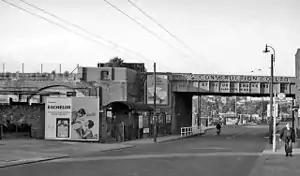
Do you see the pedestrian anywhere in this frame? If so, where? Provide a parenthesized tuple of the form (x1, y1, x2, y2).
(216, 122, 222, 135)
(279, 122, 296, 157)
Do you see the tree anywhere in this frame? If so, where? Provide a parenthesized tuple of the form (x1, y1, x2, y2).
(63, 71, 69, 77)
(51, 70, 56, 75)
(105, 57, 124, 67)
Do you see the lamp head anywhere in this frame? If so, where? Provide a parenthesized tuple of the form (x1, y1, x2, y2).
(263, 44, 270, 53)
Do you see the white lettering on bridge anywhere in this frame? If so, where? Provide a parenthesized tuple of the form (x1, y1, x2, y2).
(172, 74, 293, 83)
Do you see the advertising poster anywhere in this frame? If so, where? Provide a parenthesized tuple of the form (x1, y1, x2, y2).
(138, 115, 143, 129)
(45, 97, 72, 139)
(56, 118, 70, 138)
(70, 97, 99, 141)
(146, 75, 168, 105)
(0, 95, 9, 104)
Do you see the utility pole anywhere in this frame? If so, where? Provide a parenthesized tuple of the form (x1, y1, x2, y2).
(22, 63, 24, 73)
(153, 62, 157, 143)
(292, 99, 295, 129)
(59, 64, 62, 75)
(235, 96, 237, 117)
(261, 97, 264, 121)
(198, 95, 201, 127)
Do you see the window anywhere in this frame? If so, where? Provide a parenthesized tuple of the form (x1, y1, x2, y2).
(280, 83, 288, 93)
(101, 71, 110, 80)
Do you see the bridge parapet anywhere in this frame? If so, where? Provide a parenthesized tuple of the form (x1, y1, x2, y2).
(168, 73, 296, 95)
(171, 73, 295, 83)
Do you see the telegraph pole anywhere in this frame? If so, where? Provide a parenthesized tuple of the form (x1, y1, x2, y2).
(153, 62, 157, 142)
(198, 96, 201, 127)
(292, 99, 295, 129)
(22, 63, 24, 73)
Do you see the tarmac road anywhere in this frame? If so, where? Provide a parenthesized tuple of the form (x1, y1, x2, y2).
(0, 125, 269, 176)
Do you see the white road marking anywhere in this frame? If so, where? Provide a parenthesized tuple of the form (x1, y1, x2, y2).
(190, 147, 228, 150)
(46, 152, 262, 163)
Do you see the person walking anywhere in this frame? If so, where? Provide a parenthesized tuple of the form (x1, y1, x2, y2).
(279, 123, 296, 157)
(216, 122, 222, 135)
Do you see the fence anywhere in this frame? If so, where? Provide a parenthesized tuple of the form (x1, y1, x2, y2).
(180, 126, 204, 138)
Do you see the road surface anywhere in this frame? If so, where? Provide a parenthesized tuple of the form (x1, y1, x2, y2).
(0, 125, 269, 176)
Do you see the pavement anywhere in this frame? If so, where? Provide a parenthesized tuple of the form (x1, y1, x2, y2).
(0, 125, 274, 176)
(0, 126, 215, 168)
(0, 139, 134, 168)
(262, 139, 300, 155)
(250, 140, 300, 176)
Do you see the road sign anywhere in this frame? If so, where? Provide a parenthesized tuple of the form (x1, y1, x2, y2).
(277, 93, 286, 100)
(267, 104, 279, 117)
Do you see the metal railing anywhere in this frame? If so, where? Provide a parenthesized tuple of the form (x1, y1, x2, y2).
(180, 126, 203, 138)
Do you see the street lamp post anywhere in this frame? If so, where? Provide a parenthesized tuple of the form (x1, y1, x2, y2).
(263, 44, 276, 152)
(153, 62, 157, 143)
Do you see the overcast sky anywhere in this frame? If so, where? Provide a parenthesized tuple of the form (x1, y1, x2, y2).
(0, 0, 299, 75)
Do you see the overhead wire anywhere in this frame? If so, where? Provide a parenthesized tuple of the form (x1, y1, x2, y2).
(126, 0, 200, 57)
(18, 0, 141, 62)
(102, 0, 188, 58)
(2, 0, 173, 71)
(105, 0, 204, 70)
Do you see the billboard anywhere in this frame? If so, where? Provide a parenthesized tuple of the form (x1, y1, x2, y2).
(146, 75, 168, 105)
(0, 95, 9, 104)
(45, 97, 72, 139)
(45, 97, 99, 141)
(70, 97, 100, 141)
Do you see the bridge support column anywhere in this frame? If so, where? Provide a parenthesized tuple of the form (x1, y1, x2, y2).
(171, 93, 193, 134)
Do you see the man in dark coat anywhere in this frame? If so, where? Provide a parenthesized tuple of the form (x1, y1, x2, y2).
(279, 123, 296, 157)
(216, 122, 222, 135)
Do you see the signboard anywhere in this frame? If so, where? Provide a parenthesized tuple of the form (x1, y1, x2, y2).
(0, 95, 9, 104)
(45, 97, 100, 141)
(45, 97, 72, 139)
(138, 115, 143, 128)
(172, 74, 292, 83)
(70, 97, 100, 141)
(166, 115, 171, 123)
(146, 75, 168, 105)
(267, 104, 279, 117)
(277, 93, 286, 100)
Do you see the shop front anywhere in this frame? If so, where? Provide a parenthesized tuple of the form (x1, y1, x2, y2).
(44, 97, 100, 141)
(104, 101, 153, 142)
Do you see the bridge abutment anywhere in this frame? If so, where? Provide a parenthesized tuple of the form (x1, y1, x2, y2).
(171, 93, 193, 134)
